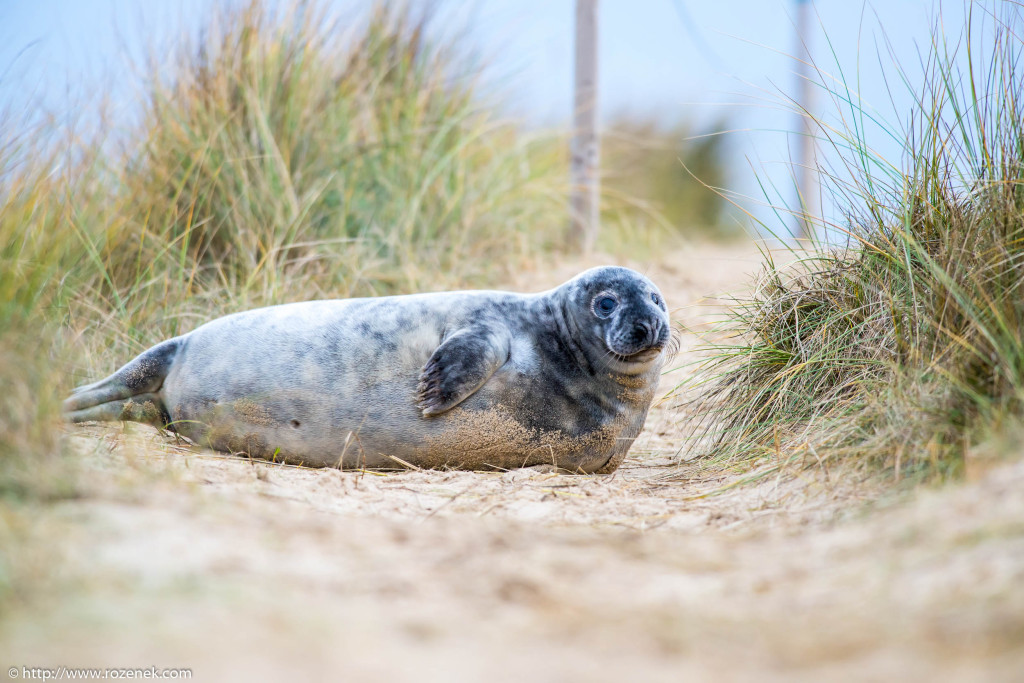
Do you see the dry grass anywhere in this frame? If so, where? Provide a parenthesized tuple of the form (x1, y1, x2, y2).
(677, 3, 1024, 484)
(112, 1, 570, 302)
(601, 117, 738, 241)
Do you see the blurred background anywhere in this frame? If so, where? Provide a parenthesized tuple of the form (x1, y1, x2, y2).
(0, 0, 961, 242)
(4, 6, 1023, 678)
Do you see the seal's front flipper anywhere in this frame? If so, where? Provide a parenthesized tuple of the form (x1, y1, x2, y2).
(417, 327, 510, 417)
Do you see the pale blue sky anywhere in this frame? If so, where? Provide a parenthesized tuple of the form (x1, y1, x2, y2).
(0, 0, 965, 236)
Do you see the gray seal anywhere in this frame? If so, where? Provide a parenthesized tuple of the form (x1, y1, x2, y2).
(64, 266, 674, 473)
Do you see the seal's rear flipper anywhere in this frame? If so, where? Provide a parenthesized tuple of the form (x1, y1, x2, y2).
(63, 337, 182, 425)
(65, 392, 170, 427)
(417, 327, 510, 416)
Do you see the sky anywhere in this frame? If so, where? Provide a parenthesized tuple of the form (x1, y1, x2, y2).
(0, 0, 971, 237)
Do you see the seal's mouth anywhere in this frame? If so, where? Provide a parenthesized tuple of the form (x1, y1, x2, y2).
(621, 345, 664, 362)
(608, 341, 665, 364)
(606, 328, 668, 363)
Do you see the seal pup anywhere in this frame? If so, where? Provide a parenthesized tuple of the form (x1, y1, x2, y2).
(64, 266, 674, 473)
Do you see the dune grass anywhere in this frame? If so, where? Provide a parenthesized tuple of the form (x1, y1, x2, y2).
(8, 8, 573, 337)
(680, 4, 1024, 483)
(87, 1, 575, 326)
(601, 117, 738, 241)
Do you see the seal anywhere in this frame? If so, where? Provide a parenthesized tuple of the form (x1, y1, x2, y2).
(64, 266, 675, 473)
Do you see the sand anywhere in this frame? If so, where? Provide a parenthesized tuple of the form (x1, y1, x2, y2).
(2, 242, 1022, 682)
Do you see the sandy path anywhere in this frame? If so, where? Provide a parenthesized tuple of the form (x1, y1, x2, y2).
(2, 243, 1022, 681)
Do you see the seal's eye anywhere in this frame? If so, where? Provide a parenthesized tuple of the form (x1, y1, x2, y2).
(594, 296, 618, 317)
(651, 292, 662, 306)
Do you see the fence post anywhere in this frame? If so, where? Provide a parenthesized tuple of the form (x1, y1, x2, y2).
(570, 0, 599, 252)
(794, 0, 818, 240)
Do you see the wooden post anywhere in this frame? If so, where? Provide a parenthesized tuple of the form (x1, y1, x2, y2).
(794, 0, 818, 240)
(570, 0, 599, 252)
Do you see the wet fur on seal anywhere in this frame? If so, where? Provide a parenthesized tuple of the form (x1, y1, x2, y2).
(64, 266, 675, 473)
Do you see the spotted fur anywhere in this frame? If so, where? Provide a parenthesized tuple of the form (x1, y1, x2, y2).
(64, 266, 672, 473)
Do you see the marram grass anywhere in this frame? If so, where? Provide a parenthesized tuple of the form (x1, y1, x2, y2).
(679, 3, 1024, 483)
(102, 1, 569, 309)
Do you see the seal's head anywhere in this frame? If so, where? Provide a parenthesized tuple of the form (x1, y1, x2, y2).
(559, 266, 671, 372)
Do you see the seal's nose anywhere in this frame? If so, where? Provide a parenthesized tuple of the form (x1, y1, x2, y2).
(632, 320, 661, 348)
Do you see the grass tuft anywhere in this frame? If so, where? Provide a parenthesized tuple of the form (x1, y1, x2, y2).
(680, 3, 1024, 482)
(94, 0, 568, 310)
